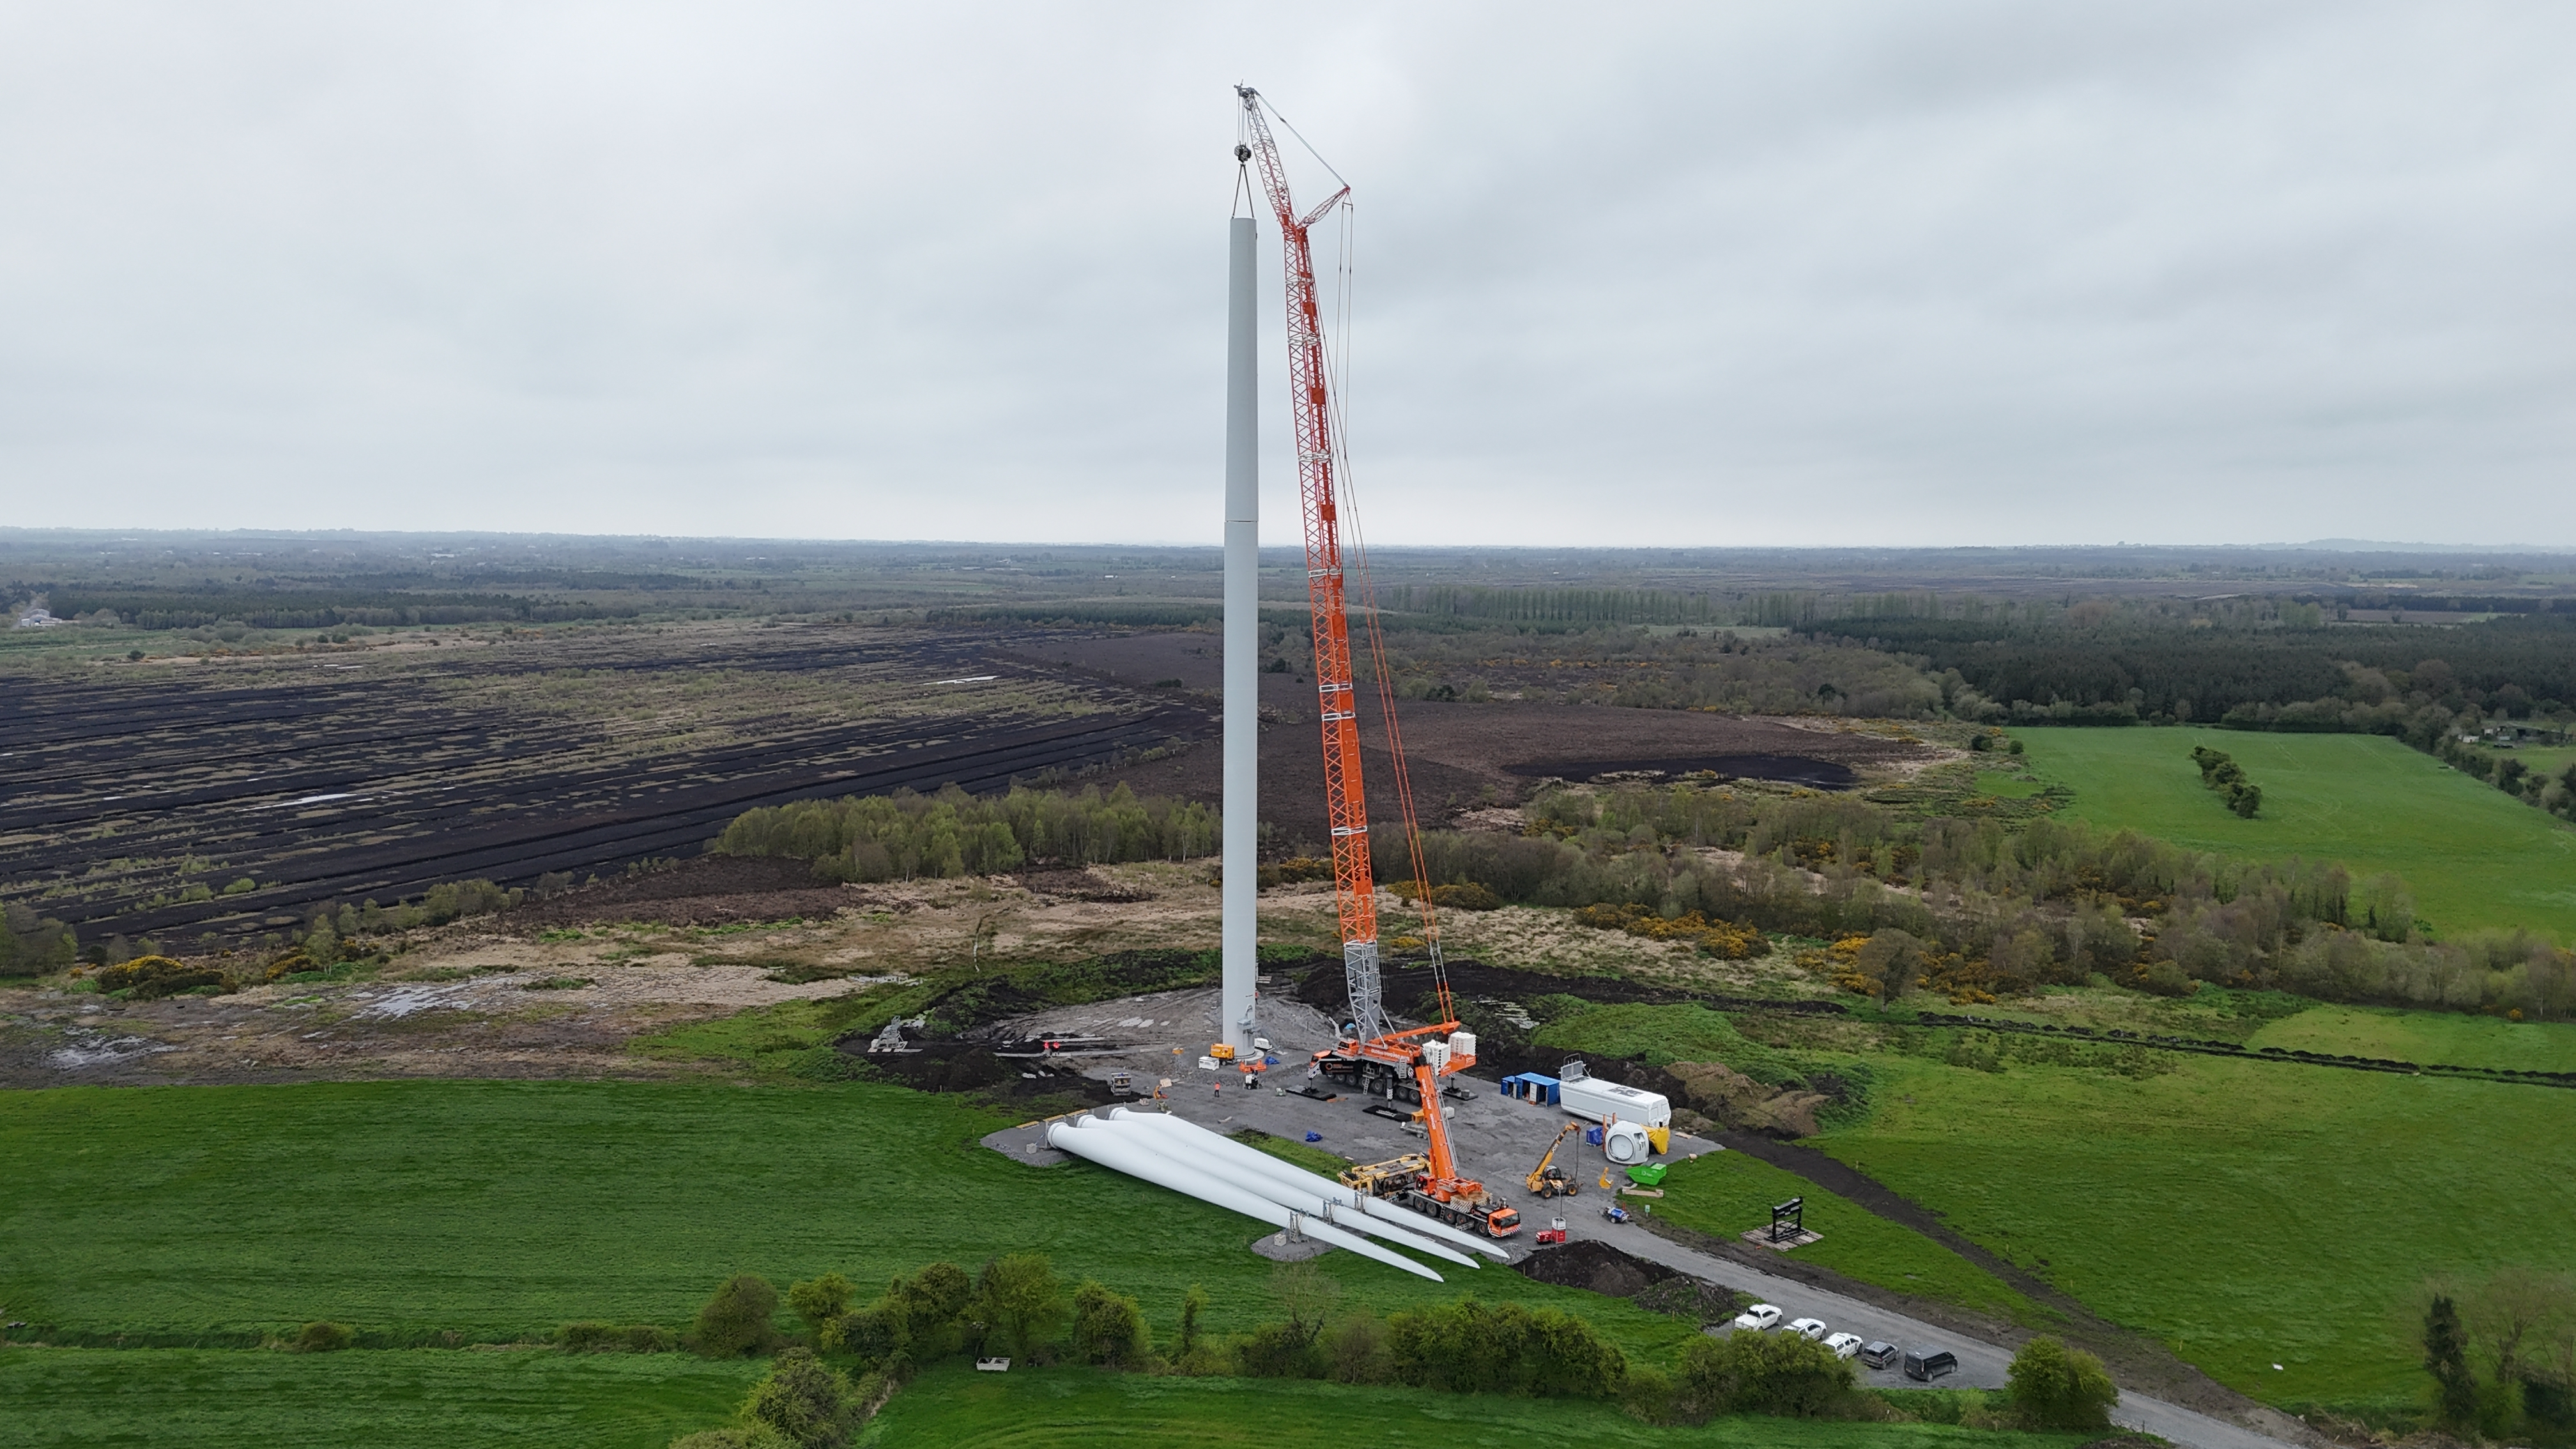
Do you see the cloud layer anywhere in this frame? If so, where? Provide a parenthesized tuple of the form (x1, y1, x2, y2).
(3, 3, 2569, 545)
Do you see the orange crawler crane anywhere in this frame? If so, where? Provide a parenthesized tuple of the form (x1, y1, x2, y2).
(1234, 87, 1518, 1241)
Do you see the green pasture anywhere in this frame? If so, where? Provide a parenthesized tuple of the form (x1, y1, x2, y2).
(0, 1081, 1696, 1365)
(1971, 771, 2046, 799)
(1814, 1050, 2575, 1411)
(1652, 1151, 2033, 1321)
(1520, 989, 2572, 1411)
(2246, 1003, 2576, 1073)
(0, 1346, 759, 1449)
(857, 1360, 2089, 1449)
(2470, 744, 2576, 779)
(2014, 728, 2576, 940)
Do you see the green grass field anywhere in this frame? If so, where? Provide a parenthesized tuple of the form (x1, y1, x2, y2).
(0, 1081, 1696, 1364)
(0, 1347, 760, 1449)
(1972, 771, 2047, 799)
(856, 1360, 2090, 1449)
(2015, 728, 2576, 940)
(1521, 989, 2573, 1412)
(1814, 1050, 2575, 1410)
(2469, 744, 2576, 781)
(1652, 1151, 2034, 1321)
(2246, 1004, 2576, 1073)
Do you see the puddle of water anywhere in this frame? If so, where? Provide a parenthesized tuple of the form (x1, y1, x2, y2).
(48, 1034, 173, 1070)
(355, 982, 489, 1020)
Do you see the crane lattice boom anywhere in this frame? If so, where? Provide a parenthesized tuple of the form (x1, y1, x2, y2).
(1236, 87, 1503, 1233)
(1234, 89, 1382, 1040)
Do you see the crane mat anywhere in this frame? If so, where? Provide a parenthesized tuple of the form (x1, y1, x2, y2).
(1286, 1086, 1338, 1101)
(1361, 1103, 1414, 1122)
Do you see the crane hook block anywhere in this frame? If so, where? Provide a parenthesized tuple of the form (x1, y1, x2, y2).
(1235, 144, 1252, 163)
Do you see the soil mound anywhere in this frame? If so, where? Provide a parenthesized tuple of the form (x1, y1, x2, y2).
(1666, 1060, 1836, 1139)
(1514, 1239, 1679, 1299)
(845, 1038, 1121, 1107)
(503, 854, 858, 930)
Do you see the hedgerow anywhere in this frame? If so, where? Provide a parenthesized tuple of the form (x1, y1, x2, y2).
(712, 784, 1218, 882)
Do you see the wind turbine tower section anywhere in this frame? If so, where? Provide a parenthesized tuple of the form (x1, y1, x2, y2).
(1221, 210, 1260, 1055)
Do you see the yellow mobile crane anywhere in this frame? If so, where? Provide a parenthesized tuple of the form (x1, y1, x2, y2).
(1525, 1123, 1583, 1199)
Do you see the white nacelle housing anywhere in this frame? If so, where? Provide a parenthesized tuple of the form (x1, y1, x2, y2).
(1556, 1059, 1671, 1130)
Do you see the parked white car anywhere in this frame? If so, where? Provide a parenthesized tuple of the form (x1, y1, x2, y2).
(1731, 1303, 1782, 1331)
(1787, 1317, 1829, 1340)
(1823, 1331, 1864, 1359)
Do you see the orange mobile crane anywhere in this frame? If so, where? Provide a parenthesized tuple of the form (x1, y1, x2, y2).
(1234, 87, 1517, 1241)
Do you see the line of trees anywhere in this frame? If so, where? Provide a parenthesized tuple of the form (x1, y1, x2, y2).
(1386, 585, 1725, 627)
(46, 587, 641, 630)
(657, 1255, 2117, 1448)
(1810, 612, 2576, 730)
(711, 784, 1220, 883)
(1367, 624, 1945, 717)
(2191, 746, 2262, 818)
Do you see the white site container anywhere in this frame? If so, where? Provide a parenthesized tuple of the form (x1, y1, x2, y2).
(1556, 1059, 1671, 1131)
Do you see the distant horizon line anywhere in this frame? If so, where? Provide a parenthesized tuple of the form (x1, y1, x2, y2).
(3, 526, 2572, 556)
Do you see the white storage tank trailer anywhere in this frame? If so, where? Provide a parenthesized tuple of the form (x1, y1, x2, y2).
(1556, 1060, 1671, 1161)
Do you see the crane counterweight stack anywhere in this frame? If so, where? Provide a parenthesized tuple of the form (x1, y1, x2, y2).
(1234, 85, 1517, 1243)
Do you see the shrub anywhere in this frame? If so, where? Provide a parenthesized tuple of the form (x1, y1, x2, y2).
(786, 1273, 854, 1340)
(1620, 1363, 1682, 1425)
(1851, 930, 1926, 1002)
(293, 1321, 356, 1353)
(0, 903, 80, 979)
(1573, 901, 1765, 959)
(2005, 1336, 2118, 1430)
(1386, 1297, 1626, 1398)
(888, 1261, 976, 1358)
(975, 1254, 1064, 1360)
(559, 1321, 675, 1353)
(1430, 882, 1503, 912)
(1676, 1328, 1852, 1418)
(1177, 1283, 1208, 1358)
(742, 1347, 855, 1449)
(819, 1302, 904, 1367)
(1324, 1313, 1392, 1384)
(692, 1275, 783, 1358)
(1070, 1280, 1148, 1368)
(95, 955, 231, 1000)
(1239, 1319, 1322, 1379)
(670, 1430, 792, 1449)
(2131, 958, 2200, 998)
(1389, 880, 1506, 912)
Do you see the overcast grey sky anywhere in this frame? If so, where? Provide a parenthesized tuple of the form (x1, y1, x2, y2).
(2, 3, 2570, 547)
